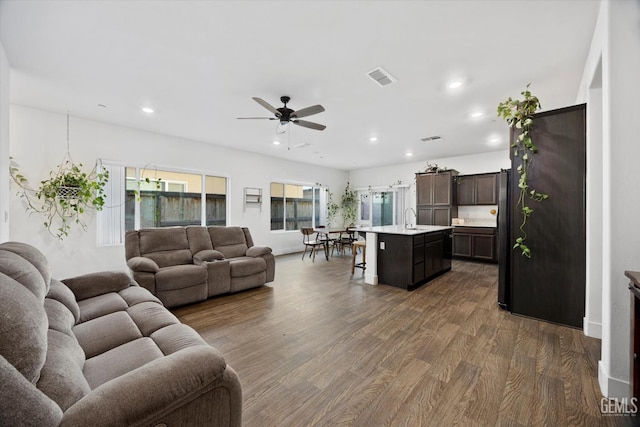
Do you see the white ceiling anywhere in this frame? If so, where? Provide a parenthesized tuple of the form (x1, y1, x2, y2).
(0, 0, 599, 171)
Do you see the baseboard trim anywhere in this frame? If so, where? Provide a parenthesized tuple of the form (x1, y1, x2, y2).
(599, 360, 630, 398)
(584, 317, 602, 338)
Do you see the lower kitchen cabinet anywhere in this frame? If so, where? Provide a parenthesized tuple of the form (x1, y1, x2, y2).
(452, 226, 497, 262)
(377, 230, 452, 290)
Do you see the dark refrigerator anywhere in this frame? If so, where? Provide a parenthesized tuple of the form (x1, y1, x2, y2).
(497, 169, 510, 310)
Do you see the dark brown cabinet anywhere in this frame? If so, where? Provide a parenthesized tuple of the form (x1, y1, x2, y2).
(452, 226, 497, 261)
(377, 230, 451, 290)
(456, 173, 498, 205)
(417, 206, 455, 227)
(416, 170, 458, 226)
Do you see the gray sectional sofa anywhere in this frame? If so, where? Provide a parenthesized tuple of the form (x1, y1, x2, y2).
(125, 226, 275, 308)
(0, 241, 241, 427)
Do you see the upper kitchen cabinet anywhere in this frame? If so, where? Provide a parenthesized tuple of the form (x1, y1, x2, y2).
(455, 173, 498, 205)
(416, 170, 458, 206)
(416, 170, 458, 226)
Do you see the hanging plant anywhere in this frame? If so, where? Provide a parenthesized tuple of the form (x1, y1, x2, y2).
(326, 190, 339, 227)
(11, 158, 109, 239)
(9, 114, 109, 239)
(340, 181, 358, 227)
(497, 84, 548, 258)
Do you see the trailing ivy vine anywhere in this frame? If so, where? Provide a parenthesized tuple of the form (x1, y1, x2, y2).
(497, 85, 547, 258)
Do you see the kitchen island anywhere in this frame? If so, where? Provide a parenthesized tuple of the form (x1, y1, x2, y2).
(352, 225, 453, 290)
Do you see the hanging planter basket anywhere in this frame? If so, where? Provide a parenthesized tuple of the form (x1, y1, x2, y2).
(58, 185, 80, 200)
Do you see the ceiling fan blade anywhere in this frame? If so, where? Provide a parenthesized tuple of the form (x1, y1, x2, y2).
(293, 119, 326, 131)
(237, 117, 277, 120)
(291, 104, 325, 119)
(252, 97, 281, 117)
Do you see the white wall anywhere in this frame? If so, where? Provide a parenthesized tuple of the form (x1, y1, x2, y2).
(576, 0, 640, 399)
(0, 42, 9, 242)
(9, 105, 348, 278)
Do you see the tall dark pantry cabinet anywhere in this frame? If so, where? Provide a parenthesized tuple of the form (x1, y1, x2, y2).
(505, 104, 586, 328)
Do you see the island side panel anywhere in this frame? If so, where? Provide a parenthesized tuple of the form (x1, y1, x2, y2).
(377, 233, 413, 289)
(364, 232, 378, 285)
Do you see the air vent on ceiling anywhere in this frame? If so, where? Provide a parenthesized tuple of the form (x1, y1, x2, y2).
(421, 135, 442, 142)
(367, 66, 397, 87)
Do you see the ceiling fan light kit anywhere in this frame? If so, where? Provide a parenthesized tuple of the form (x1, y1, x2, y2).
(238, 96, 326, 131)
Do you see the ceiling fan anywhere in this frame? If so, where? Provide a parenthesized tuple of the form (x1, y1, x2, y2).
(237, 96, 326, 131)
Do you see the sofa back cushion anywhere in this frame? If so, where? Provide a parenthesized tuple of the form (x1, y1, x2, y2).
(137, 228, 193, 268)
(0, 243, 50, 384)
(208, 227, 248, 259)
(186, 225, 213, 254)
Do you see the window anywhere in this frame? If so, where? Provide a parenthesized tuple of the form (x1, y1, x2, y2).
(125, 168, 227, 230)
(98, 163, 227, 245)
(358, 185, 408, 227)
(270, 182, 326, 231)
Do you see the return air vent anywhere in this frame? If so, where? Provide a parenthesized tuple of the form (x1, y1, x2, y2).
(366, 66, 397, 87)
(421, 135, 442, 142)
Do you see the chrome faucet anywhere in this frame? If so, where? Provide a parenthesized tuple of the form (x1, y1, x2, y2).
(404, 207, 416, 228)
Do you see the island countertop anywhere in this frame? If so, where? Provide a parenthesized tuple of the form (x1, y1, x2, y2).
(352, 225, 453, 236)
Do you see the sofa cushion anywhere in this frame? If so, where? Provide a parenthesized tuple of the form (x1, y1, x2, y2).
(77, 293, 129, 324)
(229, 257, 267, 278)
(209, 226, 249, 258)
(45, 299, 76, 338)
(73, 311, 143, 359)
(186, 225, 214, 253)
(37, 329, 90, 411)
(127, 301, 180, 336)
(47, 279, 80, 324)
(118, 286, 162, 307)
(144, 249, 194, 269)
(139, 228, 193, 267)
(0, 355, 63, 427)
(83, 337, 165, 389)
(0, 273, 48, 384)
(150, 324, 208, 355)
(155, 264, 207, 292)
(0, 242, 51, 294)
(246, 246, 272, 257)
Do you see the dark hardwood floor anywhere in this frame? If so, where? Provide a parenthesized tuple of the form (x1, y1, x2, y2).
(173, 253, 634, 427)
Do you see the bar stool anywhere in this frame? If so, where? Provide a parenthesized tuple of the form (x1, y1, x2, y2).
(351, 240, 366, 275)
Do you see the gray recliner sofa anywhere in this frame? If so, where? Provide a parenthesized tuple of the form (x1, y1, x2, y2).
(0, 241, 242, 427)
(125, 226, 275, 308)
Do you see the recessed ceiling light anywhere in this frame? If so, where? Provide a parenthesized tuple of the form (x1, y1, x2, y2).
(471, 111, 483, 118)
(488, 137, 501, 146)
(448, 81, 463, 89)
(142, 107, 154, 114)
(370, 137, 378, 142)
(405, 152, 413, 157)
(273, 141, 281, 145)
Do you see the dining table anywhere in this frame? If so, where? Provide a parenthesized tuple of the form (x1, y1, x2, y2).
(313, 228, 354, 258)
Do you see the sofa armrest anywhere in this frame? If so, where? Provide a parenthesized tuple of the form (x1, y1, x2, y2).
(193, 249, 225, 264)
(127, 256, 159, 273)
(62, 271, 138, 302)
(246, 246, 272, 257)
(60, 346, 240, 427)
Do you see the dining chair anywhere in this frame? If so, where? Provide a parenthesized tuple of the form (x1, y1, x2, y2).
(301, 227, 327, 262)
(336, 227, 355, 256)
(315, 225, 338, 256)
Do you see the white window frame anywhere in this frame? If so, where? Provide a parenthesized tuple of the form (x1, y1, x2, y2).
(97, 160, 230, 245)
